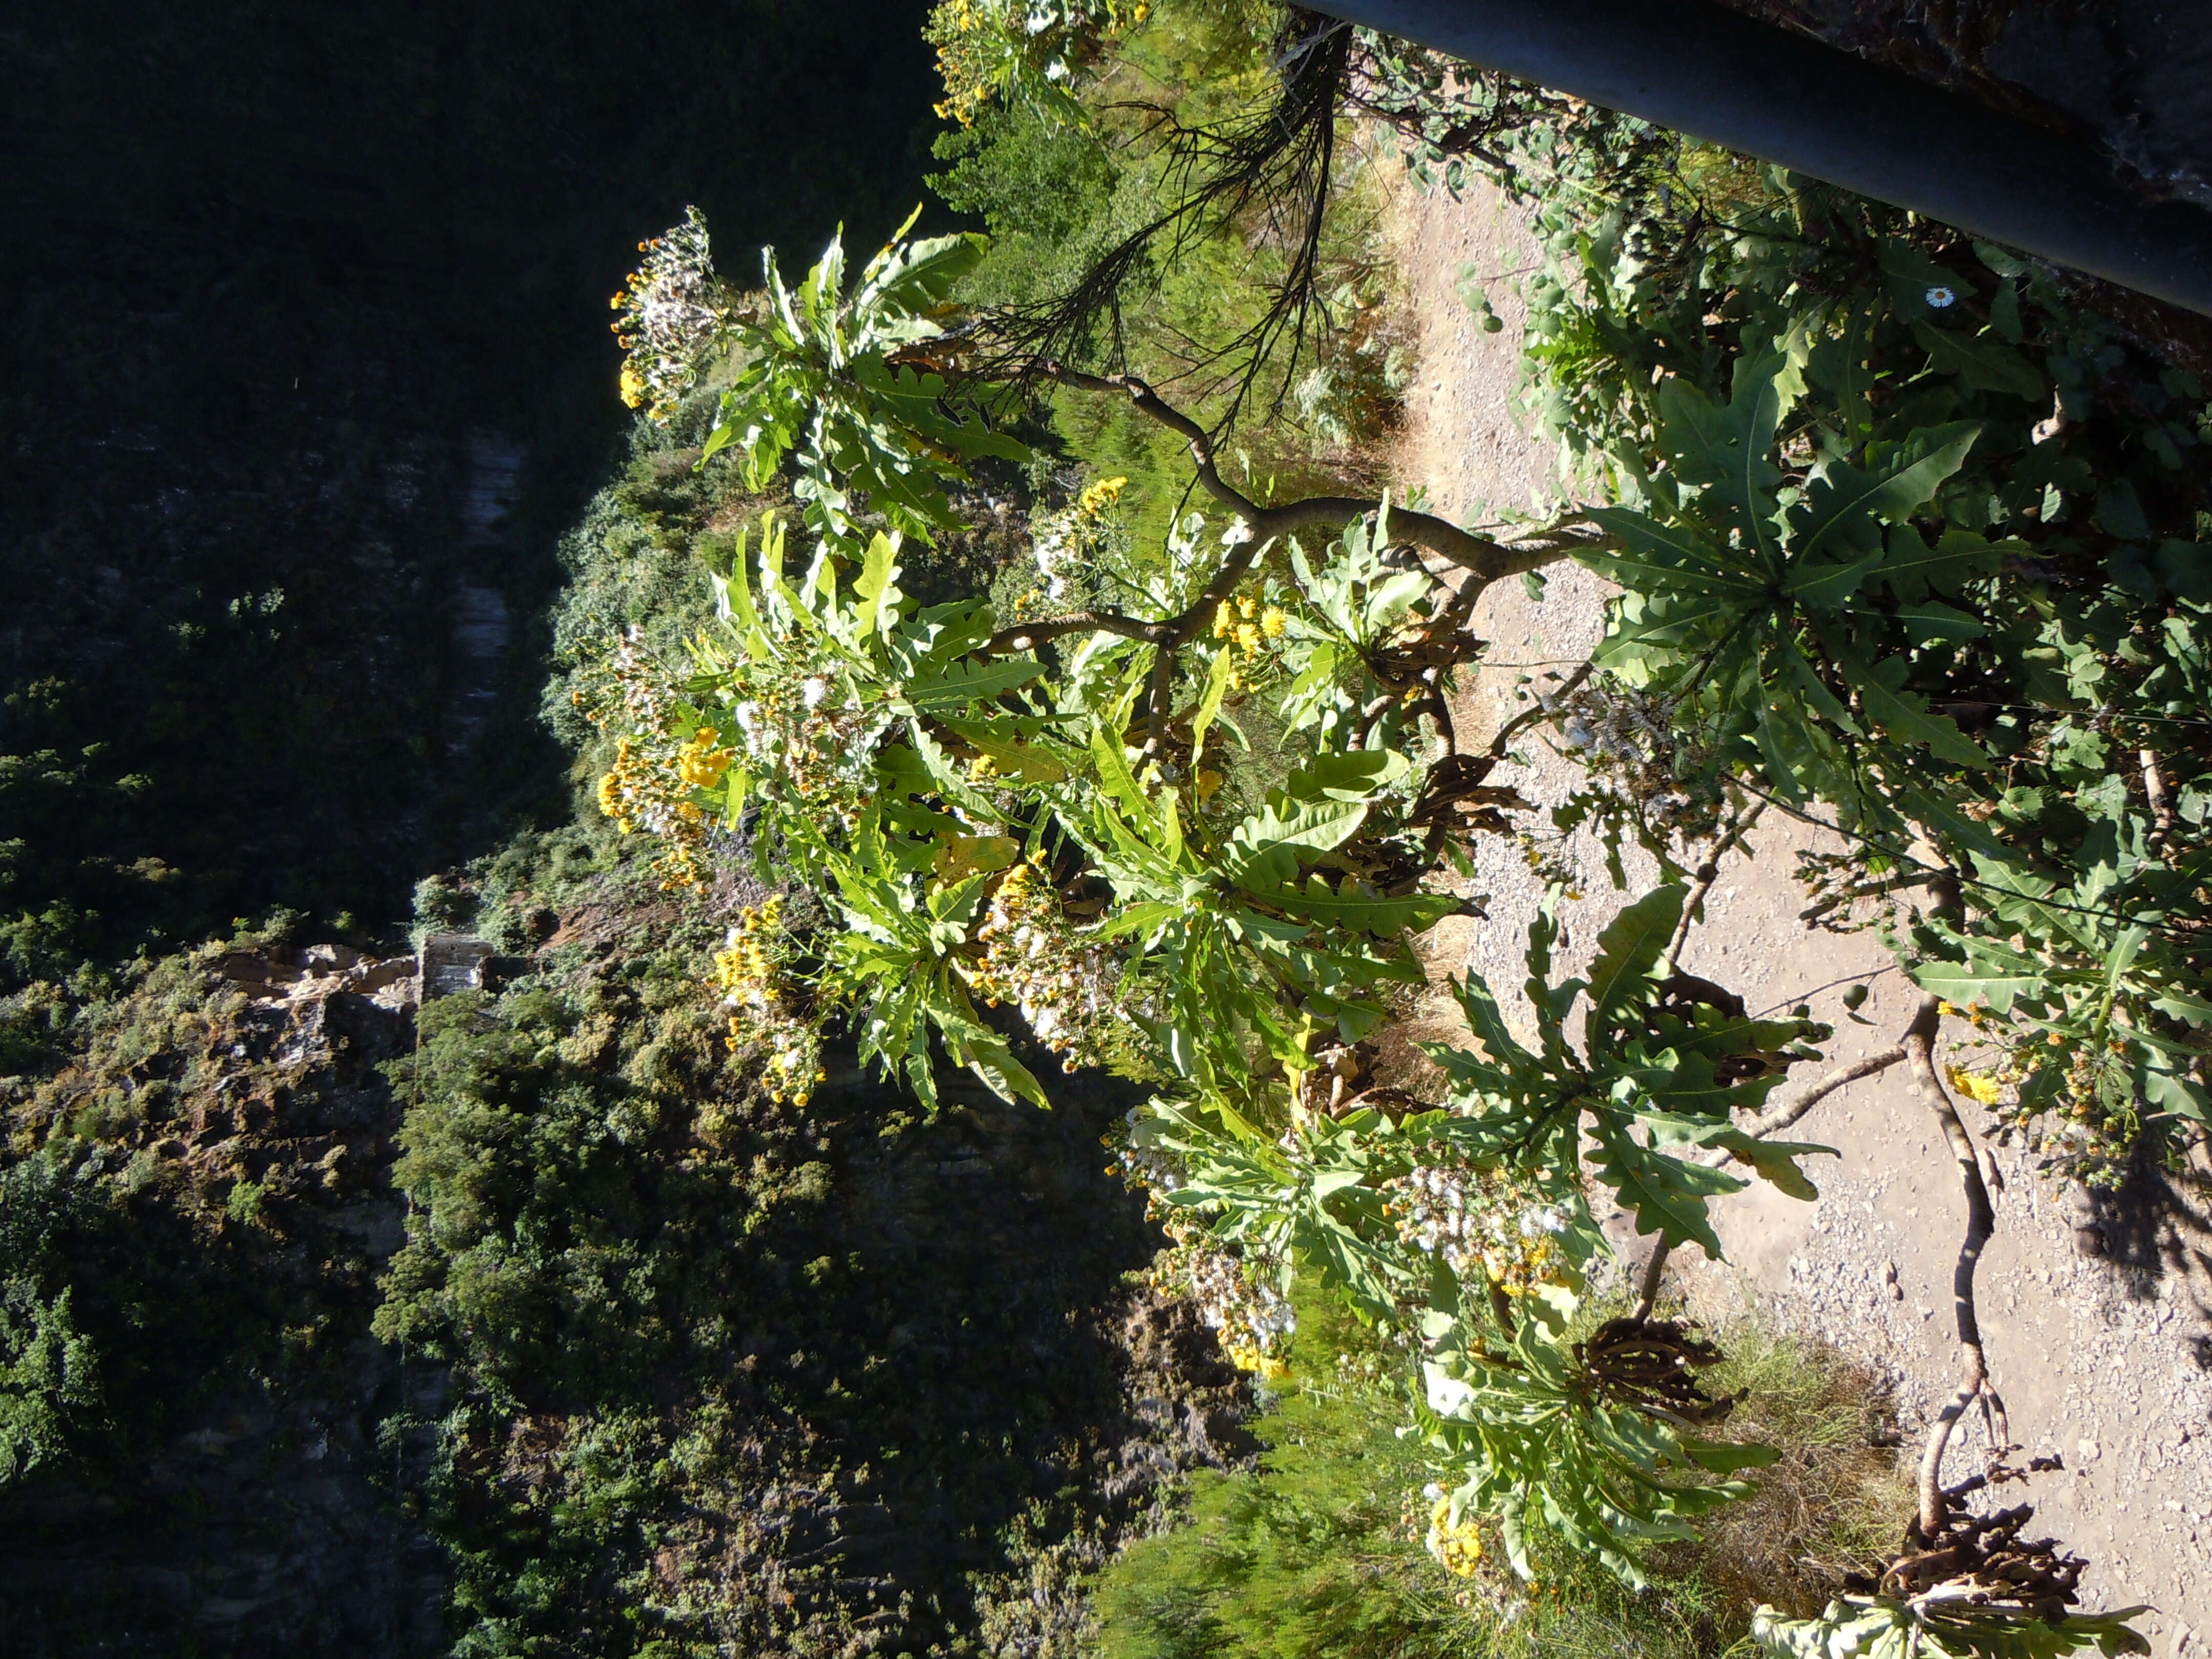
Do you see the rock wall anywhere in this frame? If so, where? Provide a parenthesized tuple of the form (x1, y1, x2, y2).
(0, 947, 447, 1658)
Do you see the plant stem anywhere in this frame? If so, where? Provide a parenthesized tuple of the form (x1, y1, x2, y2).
(1661, 798, 1765, 973)
(1631, 1240, 1670, 1322)
(1905, 993, 1998, 1537)
(1043, 366, 1605, 581)
(1486, 1279, 1519, 1339)
(1734, 1046, 1906, 1142)
(2141, 747, 2175, 842)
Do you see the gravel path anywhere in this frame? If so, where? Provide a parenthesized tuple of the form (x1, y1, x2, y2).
(1377, 166, 2212, 1644)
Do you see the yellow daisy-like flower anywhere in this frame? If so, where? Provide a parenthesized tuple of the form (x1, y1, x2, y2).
(594, 770, 627, 828)
(1077, 475, 1129, 517)
(675, 726, 735, 790)
(1223, 1341, 1289, 1381)
(1946, 1065, 2004, 1106)
(1426, 1499, 1483, 1577)
(1260, 606, 1286, 638)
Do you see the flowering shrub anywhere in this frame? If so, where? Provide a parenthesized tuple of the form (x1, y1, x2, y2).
(708, 896, 824, 1105)
(1207, 589, 1286, 693)
(578, 182, 2170, 1642)
(608, 207, 728, 424)
(1143, 1214, 1294, 1377)
(924, 0, 1146, 129)
(970, 858, 1152, 1073)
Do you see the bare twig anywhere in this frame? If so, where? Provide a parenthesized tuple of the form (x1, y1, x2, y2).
(1798, 870, 1942, 925)
(1489, 661, 1594, 762)
(1042, 367, 1602, 582)
(1661, 799, 1767, 973)
(974, 15, 1352, 436)
(1905, 993, 1999, 1537)
(1631, 1239, 1671, 1323)
(985, 609, 1169, 654)
(1732, 1046, 1907, 1143)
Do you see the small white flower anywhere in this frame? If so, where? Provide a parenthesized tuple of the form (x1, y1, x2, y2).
(801, 677, 828, 709)
(1925, 285, 1956, 309)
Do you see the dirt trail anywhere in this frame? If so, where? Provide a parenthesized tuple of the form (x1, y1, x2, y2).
(1378, 168, 2212, 1642)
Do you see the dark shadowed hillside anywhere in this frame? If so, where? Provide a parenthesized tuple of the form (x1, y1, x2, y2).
(0, 0, 945, 986)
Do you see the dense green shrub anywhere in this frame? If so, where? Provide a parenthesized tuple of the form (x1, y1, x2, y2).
(1093, 1294, 1908, 1659)
(375, 920, 1214, 1656)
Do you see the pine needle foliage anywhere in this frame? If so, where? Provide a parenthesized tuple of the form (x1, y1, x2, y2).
(1094, 1294, 1911, 1659)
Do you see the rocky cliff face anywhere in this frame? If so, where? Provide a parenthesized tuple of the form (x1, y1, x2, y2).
(1, 945, 448, 1658)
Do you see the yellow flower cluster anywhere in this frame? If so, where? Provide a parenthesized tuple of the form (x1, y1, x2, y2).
(1076, 474, 1128, 516)
(1424, 1497, 1484, 1577)
(924, 0, 1007, 126)
(1141, 1209, 1296, 1374)
(1936, 998, 2000, 1032)
(1223, 1341, 1290, 1382)
(594, 737, 648, 835)
(1381, 1159, 1570, 1296)
(593, 730, 719, 891)
(607, 207, 725, 424)
(1210, 591, 1287, 689)
(1028, 472, 1130, 604)
(709, 897, 825, 1107)
(676, 726, 735, 790)
(711, 895, 784, 1010)
(1945, 1064, 2005, 1107)
(970, 859, 1147, 1072)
